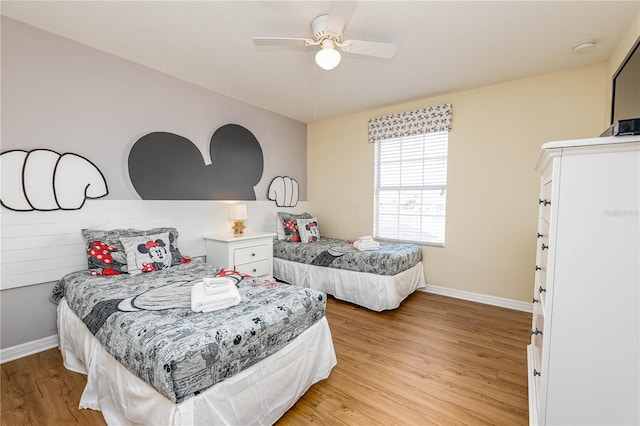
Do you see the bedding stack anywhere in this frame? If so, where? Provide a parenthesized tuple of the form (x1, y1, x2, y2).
(353, 235, 380, 251)
(191, 277, 241, 312)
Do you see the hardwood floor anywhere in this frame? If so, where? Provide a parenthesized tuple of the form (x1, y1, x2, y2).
(1, 291, 532, 425)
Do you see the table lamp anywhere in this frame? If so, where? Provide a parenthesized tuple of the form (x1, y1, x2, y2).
(229, 203, 247, 235)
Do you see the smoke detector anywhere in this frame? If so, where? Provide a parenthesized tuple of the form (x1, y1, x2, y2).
(572, 40, 596, 53)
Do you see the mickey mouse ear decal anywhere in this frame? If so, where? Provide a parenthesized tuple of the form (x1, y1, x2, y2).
(128, 125, 264, 200)
(1, 149, 108, 211)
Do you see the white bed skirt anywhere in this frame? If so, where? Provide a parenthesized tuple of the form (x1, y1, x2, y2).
(57, 298, 337, 425)
(274, 259, 426, 312)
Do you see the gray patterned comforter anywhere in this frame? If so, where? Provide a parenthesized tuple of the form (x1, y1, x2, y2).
(51, 260, 326, 403)
(273, 238, 422, 276)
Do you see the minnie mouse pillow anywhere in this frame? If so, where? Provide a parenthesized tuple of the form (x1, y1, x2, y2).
(297, 218, 320, 243)
(120, 232, 173, 275)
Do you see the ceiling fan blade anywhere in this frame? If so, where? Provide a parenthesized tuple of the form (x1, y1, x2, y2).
(253, 37, 313, 47)
(326, 1, 356, 34)
(342, 39, 397, 59)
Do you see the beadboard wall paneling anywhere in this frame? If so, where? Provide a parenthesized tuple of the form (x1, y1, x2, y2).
(0, 200, 308, 290)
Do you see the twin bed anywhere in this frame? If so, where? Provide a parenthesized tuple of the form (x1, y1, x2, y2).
(53, 219, 424, 424)
(272, 211, 426, 312)
(53, 227, 336, 425)
(273, 238, 425, 311)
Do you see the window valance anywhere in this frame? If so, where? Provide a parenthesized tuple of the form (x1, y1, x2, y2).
(368, 103, 452, 143)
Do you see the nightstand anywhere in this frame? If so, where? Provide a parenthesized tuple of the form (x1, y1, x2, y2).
(203, 231, 277, 280)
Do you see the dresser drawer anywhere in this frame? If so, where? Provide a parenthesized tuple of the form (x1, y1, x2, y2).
(235, 259, 271, 277)
(535, 271, 547, 309)
(540, 180, 552, 223)
(531, 301, 544, 354)
(234, 243, 271, 265)
(536, 221, 549, 301)
(527, 344, 540, 426)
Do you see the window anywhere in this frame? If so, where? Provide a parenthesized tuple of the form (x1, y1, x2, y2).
(373, 131, 448, 246)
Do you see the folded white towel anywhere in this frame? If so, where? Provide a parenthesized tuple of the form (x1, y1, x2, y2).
(203, 277, 235, 296)
(191, 281, 241, 313)
(204, 277, 233, 287)
(204, 283, 236, 296)
(353, 240, 380, 251)
(198, 295, 241, 313)
(357, 235, 374, 242)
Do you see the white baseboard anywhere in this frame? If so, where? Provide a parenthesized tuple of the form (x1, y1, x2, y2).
(420, 284, 533, 313)
(0, 334, 59, 364)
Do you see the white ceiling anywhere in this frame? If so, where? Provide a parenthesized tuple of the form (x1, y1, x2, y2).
(2, 1, 638, 123)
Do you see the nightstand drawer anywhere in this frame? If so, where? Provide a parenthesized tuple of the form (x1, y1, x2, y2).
(234, 244, 271, 264)
(236, 259, 271, 277)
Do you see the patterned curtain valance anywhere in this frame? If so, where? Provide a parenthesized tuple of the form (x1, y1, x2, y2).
(368, 103, 452, 143)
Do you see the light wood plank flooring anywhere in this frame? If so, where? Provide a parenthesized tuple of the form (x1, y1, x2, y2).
(1, 291, 532, 425)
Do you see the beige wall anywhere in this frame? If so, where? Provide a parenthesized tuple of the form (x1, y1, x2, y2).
(308, 13, 640, 304)
(307, 62, 610, 302)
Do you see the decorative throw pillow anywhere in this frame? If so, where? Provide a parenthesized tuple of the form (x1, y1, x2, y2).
(145, 227, 190, 266)
(82, 227, 189, 276)
(297, 218, 320, 243)
(120, 232, 173, 275)
(276, 212, 312, 240)
(281, 218, 302, 242)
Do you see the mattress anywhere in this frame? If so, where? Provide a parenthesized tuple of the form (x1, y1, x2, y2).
(51, 260, 327, 403)
(273, 238, 422, 276)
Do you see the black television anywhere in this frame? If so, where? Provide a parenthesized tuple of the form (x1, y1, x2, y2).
(610, 37, 640, 125)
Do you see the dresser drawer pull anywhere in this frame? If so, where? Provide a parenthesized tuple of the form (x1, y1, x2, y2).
(533, 369, 541, 377)
(541, 243, 548, 251)
(531, 328, 543, 336)
(538, 199, 551, 206)
(537, 233, 544, 239)
(533, 297, 539, 303)
(535, 265, 542, 271)
(251, 253, 256, 257)
(539, 286, 546, 293)
(252, 268, 257, 273)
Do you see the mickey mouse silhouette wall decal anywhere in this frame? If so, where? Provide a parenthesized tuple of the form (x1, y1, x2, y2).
(128, 124, 264, 200)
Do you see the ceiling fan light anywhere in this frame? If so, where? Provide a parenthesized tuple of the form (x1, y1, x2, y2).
(315, 46, 341, 70)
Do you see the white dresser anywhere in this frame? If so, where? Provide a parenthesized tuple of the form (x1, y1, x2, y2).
(203, 231, 276, 280)
(527, 135, 639, 425)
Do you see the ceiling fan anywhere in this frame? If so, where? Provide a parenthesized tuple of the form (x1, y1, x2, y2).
(253, 1, 397, 70)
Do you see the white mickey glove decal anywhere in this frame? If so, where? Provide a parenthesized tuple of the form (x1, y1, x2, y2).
(1, 149, 108, 211)
(268, 176, 299, 207)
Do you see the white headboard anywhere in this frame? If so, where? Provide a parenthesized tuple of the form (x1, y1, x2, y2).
(0, 200, 308, 290)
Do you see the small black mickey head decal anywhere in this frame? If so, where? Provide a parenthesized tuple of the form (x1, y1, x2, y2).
(128, 124, 263, 200)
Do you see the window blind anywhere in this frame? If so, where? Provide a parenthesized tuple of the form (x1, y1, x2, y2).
(373, 131, 448, 246)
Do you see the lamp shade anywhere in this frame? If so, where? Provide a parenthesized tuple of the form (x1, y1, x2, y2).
(229, 203, 248, 220)
(315, 39, 341, 70)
